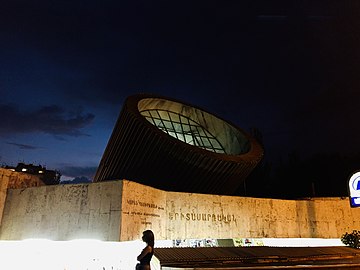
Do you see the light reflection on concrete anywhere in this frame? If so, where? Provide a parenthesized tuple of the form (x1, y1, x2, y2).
(0, 239, 151, 270)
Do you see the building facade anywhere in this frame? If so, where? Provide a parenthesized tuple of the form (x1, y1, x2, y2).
(94, 94, 264, 195)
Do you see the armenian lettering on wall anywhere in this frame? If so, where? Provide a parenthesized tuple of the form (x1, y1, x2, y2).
(120, 181, 167, 241)
(120, 181, 245, 241)
(2, 178, 359, 242)
(166, 192, 244, 240)
(168, 212, 236, 223)
(120, 180, 360, 241)
(164, 191, 355, 240)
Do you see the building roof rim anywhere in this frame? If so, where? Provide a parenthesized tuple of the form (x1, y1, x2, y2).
(126, 93, 264, 162)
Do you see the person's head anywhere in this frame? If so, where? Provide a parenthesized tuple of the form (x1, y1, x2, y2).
(142, 230, 155, 247)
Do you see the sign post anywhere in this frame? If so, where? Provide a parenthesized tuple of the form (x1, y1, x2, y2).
(349, 171, 360, 207)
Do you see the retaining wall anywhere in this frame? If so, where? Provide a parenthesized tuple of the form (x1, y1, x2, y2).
(0, 181, 122, 241)
(0, 168, 43, 226)
(0, 179, 358, 241)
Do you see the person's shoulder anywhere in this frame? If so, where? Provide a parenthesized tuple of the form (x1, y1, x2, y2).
(144, 245, 152, 252)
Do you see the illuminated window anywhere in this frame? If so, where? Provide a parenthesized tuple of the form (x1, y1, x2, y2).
(21, 168, 27, 172)
(141, 109, 226, 154)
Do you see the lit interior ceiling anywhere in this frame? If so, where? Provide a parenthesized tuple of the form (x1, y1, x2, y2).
(138, 98, 250, 156)
(141, 110, 226, 154)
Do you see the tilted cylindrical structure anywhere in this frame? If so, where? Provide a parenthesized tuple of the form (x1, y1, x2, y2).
(94, 94, 263, 195)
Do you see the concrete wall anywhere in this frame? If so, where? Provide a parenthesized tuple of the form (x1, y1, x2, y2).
(0, 181, 122, 241)
(165, 191, 356, 240)
(121, 181, 359, 241)
(120, 180, 167, 241)
(0, 168, 44, 226)
(0, 179, 358, 242)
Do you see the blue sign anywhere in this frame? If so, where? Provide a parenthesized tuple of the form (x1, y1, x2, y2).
(349, 172, 360, 207)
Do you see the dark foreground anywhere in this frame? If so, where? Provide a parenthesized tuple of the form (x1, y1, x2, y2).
(155, 246, 360, 269)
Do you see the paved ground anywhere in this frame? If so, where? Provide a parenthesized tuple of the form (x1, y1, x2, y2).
(155, 246, 360, 269)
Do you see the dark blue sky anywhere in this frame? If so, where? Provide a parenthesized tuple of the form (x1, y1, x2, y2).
(1, 1, 360, 181)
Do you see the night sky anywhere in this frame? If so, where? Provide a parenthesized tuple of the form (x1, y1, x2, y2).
(1, 1, 360, 195)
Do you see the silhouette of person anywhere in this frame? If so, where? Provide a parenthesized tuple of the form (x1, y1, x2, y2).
(136, 230, 154, 270)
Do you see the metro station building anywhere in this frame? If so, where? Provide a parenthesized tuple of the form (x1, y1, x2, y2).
(0, 94, 359, 241)
(0, 94, 359, 268)
(94, 94, 264, 195)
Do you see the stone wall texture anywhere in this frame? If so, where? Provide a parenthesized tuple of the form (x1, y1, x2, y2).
(0, 168, 44, 226)
(0, 181, 122, 241)
(0, 179, 358, 241)
(121, 181, 358, 241)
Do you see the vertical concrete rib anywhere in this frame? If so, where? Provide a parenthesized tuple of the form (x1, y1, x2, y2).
(94, 94, 263, 195)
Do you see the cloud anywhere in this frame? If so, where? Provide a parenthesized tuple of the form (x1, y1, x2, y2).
(0, 103, 95, 138)
(6, 142, 43, 150)
(61, 176, 92, 185)
(60, 165, 97, 180)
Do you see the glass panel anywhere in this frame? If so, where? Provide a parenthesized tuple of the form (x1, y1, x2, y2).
(209, 138, 221, 149)
(144, 117, 155, 125)
(202, 139, 212, 148)
(172, 122, 182, 132)
(180, 115, 189, 124)
(153, 119, 163, 127)
(177, 133, 185, 142)
(196, 127, 206, 137)
(163, 120, 173, 130)
(169, 112, 180, 122)
(158, 110, 170, 121)
(149, 110, 160, 118)
(140, 109, 226, 154)
(182, 124, 191, 133)
(184, 134, 192, 143)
